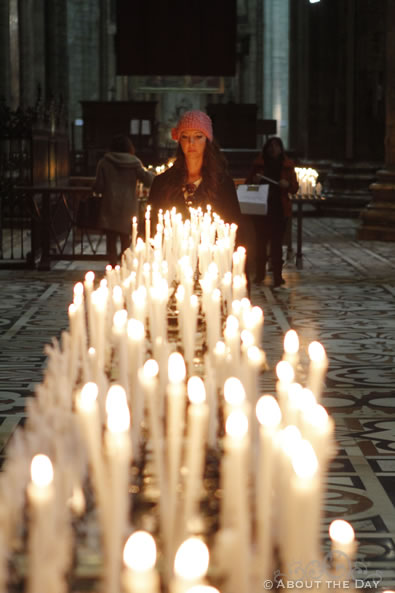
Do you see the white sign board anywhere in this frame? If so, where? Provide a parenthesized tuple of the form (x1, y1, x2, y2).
(237, 184, 269, 215)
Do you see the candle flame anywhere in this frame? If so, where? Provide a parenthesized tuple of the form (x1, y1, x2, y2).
(73, 282, 84, 298)
(240, 330, 254, 349)
(112, 285, 123, 302)
(168, 352, 186, 383)
(77, 382, 99, 411)
(291, 439, 319, 479)
(304, 403, 329, 428)
(224, 377, 246, 406)
(329, 520, 355, 544)
(225, 315, 239, 333)
(174, 537, 209, 580)
(276, 360, 295, 383)
(308, 341, 327, 363)
(143, 359, 159, 379)
(113, 309, 127, 330)
(187, 376, 206, 404)
(127, 319, 145, 341)
(106, 385, 130, 432)
(31, 454, 53, 487)
(256, 395, 282, 428)
(84, 271, 95, 285)
(123, 530, 157, 571)
(226, 409, 248, 439)
(284, 329, 299, 354)
(280, 425, 302, 457)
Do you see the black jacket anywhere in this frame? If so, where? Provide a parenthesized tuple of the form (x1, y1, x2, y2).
(147, 168, 244, 232)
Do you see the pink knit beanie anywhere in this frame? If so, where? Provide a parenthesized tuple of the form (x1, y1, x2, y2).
(171, 110, 213, 142)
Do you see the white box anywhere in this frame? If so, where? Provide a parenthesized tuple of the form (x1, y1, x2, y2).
(237, 184, 269, 215)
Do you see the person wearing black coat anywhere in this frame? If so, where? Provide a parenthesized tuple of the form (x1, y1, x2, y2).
(147, 110, 244, 238)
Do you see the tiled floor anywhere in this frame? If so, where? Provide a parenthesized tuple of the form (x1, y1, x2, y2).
(0, 216, 394, 590)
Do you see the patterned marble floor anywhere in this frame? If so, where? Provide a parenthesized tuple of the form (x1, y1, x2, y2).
(0, 216, 394, 590)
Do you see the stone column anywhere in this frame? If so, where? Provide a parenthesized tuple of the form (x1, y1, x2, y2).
(358, 0, 395, 240)
(0, 1, 10, 104)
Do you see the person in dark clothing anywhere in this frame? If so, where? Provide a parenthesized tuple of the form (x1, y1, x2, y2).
(147, 110, 244, 235)
(245, 137, 298, 288)
(93, 134, 154, 267)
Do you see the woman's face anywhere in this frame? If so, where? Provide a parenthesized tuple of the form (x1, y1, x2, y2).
(179, 129, 207, 159)
(267, 140, 282, 159)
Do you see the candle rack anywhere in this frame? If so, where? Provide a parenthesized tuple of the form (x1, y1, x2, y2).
(0, 206, 361, 593)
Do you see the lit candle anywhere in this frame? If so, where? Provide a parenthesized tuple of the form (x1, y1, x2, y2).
(223, 410, 250, 593)
(285, 440, 320, 579)
(283, 329, 299, 375)
(127, 318, 145, 457)
(167, 352, 187, 555)
(75, 383, 107, 515)
(122, 531, 160, 593)
(255, 396, 282, 582)
(132, 216, 138, 251)
(112, 309, 129, 395)
(307, 341, 328, 401)
(138, 360, 170, 555)
(104, 385, 132, 593)
(171, 537, 209, 593)
(275, 360, 295, 417)
(145, 205, 151, 257)
(183, 377, 209, 534)
(84, 270, 95, 347)
(27, 454, 55, 593)
(329, 520, 356, 580)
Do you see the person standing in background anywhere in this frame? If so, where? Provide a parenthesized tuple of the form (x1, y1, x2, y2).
(245, 136, 298, 288)
(93, 134, 154, 267)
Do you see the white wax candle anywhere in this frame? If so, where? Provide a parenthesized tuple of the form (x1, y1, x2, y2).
(307, 341, 328, 401)
(84, 270, 95, 347)
(224, 314, 240, 368)
(127, 318, 145, 456)
(223, 410, 250, 593)
(329, 520, 356, 579)
(122, 531, 160, 593)
(104, 386, 132, 593)
(183, 377, 209, 534)
(284, 440, 320, 579)
(283, 329, 299, 375)
(203, 354, 218, 449)
(255, 396, 282, 582)
(145, 206, 151, 256)
(138, 360, 170, 555)
(112, 309, 129, 396)
(75, 382, 107, 514)
(27, 454, 55, 593)
(171, 537, 209, 593)
(132, 216, 138, 251)
(167, 352, 187, 555)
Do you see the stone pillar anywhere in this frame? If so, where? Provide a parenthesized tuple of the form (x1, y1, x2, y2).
(44, 0, 68, 105)
(0, 1, 10, 104)
(358, 0, 395, 240)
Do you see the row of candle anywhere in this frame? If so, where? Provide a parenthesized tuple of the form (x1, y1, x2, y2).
(0, 205, 361, 593)
(295, 166, 322, 197)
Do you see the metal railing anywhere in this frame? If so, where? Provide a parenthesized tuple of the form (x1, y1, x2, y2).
(1, 185, 108, 269)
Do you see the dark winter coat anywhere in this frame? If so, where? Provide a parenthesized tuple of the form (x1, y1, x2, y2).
(147, 168, 243, 227)
(245, 154, 298, 217)
(93, 152, 154, 235)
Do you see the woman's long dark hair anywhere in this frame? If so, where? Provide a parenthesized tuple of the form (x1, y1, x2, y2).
(157, 139, 229, 204)
(262, 136, 285, 160)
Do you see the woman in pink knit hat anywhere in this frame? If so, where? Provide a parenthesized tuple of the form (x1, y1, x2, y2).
(147, 110, 243, 230)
